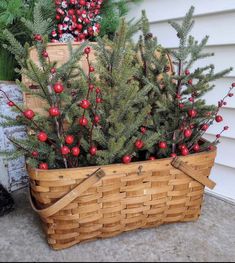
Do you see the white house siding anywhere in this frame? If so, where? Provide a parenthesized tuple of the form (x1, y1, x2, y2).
(128, 0, 235, 201)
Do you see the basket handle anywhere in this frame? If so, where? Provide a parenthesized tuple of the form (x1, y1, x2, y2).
(171, 157, 216, 190)
(29, 168, 105, 218)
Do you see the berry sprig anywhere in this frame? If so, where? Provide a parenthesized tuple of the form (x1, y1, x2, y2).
(187, 83, 234, 152)
(51, 0, 103, 43)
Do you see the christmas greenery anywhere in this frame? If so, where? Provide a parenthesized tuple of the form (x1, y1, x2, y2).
(99, 0, 143, 39)
(0, 0, 55, 80)
(0, 6, 234, 170)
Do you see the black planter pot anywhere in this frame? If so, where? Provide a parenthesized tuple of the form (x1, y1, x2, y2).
(0, 184, 14, 217)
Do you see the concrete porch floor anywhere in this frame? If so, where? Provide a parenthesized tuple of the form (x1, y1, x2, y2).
(0, 189, 235, 262)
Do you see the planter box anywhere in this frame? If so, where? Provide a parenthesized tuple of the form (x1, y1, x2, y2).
(29, 149, 216, 250)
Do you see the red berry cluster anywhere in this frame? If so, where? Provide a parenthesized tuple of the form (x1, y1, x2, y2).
(52, 0, 103, 42)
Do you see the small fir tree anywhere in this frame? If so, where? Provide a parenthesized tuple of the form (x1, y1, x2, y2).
(135, 8, 233, 158)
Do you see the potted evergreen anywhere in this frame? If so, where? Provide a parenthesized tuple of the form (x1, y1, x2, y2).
(0, 7, 234, 250)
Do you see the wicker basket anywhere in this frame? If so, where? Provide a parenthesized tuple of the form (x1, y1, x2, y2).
(29, 149, 216, 250)
(22, 43, 97, 115)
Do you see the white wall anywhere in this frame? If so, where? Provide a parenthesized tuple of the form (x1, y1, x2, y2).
(128, 0, 235, 201)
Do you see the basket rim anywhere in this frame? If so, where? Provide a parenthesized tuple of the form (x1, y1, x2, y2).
(29, 144, 217, 173)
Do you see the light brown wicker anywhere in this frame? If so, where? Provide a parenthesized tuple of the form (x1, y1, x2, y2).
(29, 149, 216, 250)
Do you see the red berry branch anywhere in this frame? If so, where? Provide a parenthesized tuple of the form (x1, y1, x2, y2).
(188, 83, 234, 152)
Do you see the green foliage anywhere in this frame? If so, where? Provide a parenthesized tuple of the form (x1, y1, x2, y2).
(135, 7, 232, 157)
(0, 0, 55, 80)
(0, 6, 233, 169)
(100, 0, 143, 39)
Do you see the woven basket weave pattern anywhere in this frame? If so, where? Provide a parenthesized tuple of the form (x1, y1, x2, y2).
(29, 150, 216, 250)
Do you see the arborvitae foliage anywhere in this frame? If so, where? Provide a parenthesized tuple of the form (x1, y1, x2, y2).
(0, 6, 234, 169)
(100, 0, 143, 39)
(135, 7, 233, 158)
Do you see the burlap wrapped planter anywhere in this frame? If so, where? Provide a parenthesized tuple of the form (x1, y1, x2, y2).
(29, 148, 216, 250)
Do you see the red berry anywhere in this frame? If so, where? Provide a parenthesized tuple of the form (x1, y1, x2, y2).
(188, 79, 193, 85)
(50, 68, 57, 74)
(188, 109, 197, 118)
(89, 66, 95, 72)
(37, 132, 48, 142)
(23, 109, 35, 120)
(232, 83, 235, 88)
(79, 116, 88, 126)
(94, 115, 101, 124)
(72, 147, 80, 157)
(89, 84, 94, 91)
(77, 24, 83, 30)
(84, 47, 91, 54)
(179, 103, 184, 109)
(141, 127, 147, 134)
(189, 97, 194, 102)
(193, 144, 200, 152)
(216, 134, 221, 139)
(80, 99, 91, 109)
(34, 34, 42, 41)
(56, 15, 61, 20)
(89, 146, 97, 156)
(96, 98, 102, 103)
(42, 50, 48, 58)
(208, 145, 214, 151)
(224, 126, 229, 130)
(96, 88, 101, 94)
(61, 146, 70, 155)
(170, 153, 177, 158)
(184, 129, 192, 138)
(135, 139, 144, 149)
(8, 101, 15, 107)
(159, 141, 167, 149)
(68, 9, 75, 16)
(39, 163, 48, 170)
(176, 94, 181, 99)
(65, 135, 74, 145)
(179, 144, 187, 150)
(201, 124, 209, 131)
(53, 82, 64, 94)
(185, 69, 190, 75)
(32, 151, 39, 158)
(49, 107, 60, 117)
(215, 115, 223, 123)
(229, 93, 234, 97)
(149, 156, 156, 160)
(79, 0, 86, 5)
(122, 155, 132, 164)
(181, 148, 189, 156)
